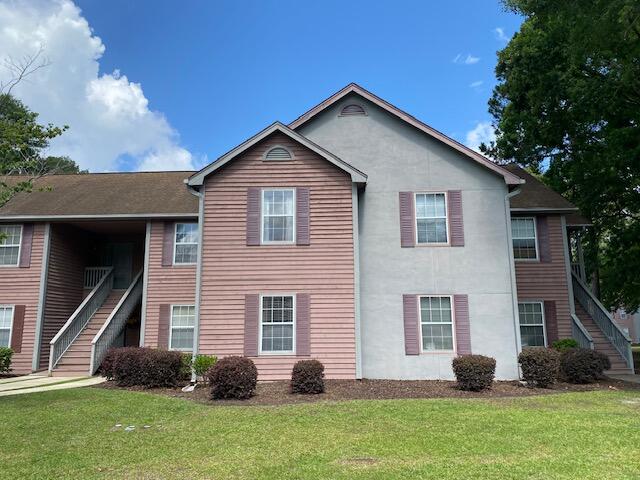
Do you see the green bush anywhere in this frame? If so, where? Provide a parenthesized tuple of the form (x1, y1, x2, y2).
(560, 348, 610, 384)
(451, 355, 496, 391)
(0, 347, 13, 374)
(193, 354, 217, 381)
(291, 359, 325, 394)
(552, 338, 579, 352)
(518, 347, 559, 388)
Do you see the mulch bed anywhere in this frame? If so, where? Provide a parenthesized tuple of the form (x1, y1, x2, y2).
(95, 377, 640, 406)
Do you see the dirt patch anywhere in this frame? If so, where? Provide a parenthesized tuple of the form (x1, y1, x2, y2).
(95, 377, 640, 406)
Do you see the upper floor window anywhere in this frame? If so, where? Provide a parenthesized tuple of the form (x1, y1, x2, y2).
(170, 305, 195, 350)
(518, 302, 545, 347)
(260, 295, 295, 354)
(0, 305, 14, 348)
(415, 193, 448, 244)
(511, 217, 537, 260)
(262, 189, 295, 244)
(0, 225, 22, 266)
(174, 223, 198, 264)
(420, 296, 454, 351)
(264, 146, 293, 161)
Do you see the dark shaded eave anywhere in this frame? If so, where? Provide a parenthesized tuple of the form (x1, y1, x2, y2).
(505, 165, 580, 213)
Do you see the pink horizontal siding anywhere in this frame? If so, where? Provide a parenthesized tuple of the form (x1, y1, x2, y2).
(199, 132, 356, 380)
(0, 223, 45, 373)
(144, 221, 196, 347)
(514, 215, 571, 339)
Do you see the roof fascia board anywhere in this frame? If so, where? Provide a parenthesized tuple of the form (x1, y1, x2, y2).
(188, 122, 367, 186)
(0, 213, 198, 221)
(289, 83, 523, 186)
(510, 207, 579, 213)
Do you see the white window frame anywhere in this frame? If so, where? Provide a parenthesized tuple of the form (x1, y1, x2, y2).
(261, 188, 296, 245)
(518, 301, 547, 347)
(173, 222, 198, 265)
(511, 217, 539, 261)
(169, 304, 195, 351)
(418, 295, 456, 353)
(414, 192, 450, 245)
(0, 305, 14, 348)
(258, 293, 296, 355)
(0, 224, 22, 267)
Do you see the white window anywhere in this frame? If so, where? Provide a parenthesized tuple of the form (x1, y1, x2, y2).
(0, 225, 22, 266)
(415, 193, 448, 244)
(174, 223, 198, 264)
(170, 305, 195, 350)
(260, 295, 295, 354)
(0, 306, 14, 348)
(511, 217, 538, 260)
(420, 296, 454, 351)
(262, 189, 295, 244)
(518, 302, 546, 347)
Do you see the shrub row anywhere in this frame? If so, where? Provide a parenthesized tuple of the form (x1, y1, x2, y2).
(101, 347, 187, 387)
(518, 346, 610, 387)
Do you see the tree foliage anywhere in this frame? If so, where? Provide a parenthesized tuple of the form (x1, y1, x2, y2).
(484, 0, 640, 310)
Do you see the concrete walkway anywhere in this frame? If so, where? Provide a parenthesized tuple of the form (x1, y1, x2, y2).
(608, 374, 640, 384)
(0, 374, 105, 397)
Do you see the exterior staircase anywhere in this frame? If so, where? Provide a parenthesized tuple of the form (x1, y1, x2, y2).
(52, 290, 125, 376)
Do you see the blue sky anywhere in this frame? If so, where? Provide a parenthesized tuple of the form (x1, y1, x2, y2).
(1, 1, 522, 172)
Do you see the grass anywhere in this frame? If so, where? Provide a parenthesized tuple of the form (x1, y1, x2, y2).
(1, 388, 640, 479)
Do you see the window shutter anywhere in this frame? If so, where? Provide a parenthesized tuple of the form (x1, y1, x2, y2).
(447, 191, 464, 247)
(536, 216, 551, 262)
(19, 224, 33, 268)
(403, 294, 420, 355)
(296, 293, 310, 356)
(162, 222, 174, 267)
(244, 294, 259, 356)
(246, 187, 261, 246)
(543, 300, 558, 345)
(296, 187, 310, 246)
(454, 294, 471, 355)
(399, 192, 415, 248)
(10, 305, 25, 353)
(158, 304, 170, 348)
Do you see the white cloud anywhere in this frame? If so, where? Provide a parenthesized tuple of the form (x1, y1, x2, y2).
(0, 0, 195, 172)
(469, 80, 483, 88)
(494, 27, 509, 42)
(465, 122, 496, 152)
(453, 53, 480, 65)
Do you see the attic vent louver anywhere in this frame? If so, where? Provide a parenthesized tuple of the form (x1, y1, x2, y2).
(340, 104, 366, 116)
(264, 146, 293, 161)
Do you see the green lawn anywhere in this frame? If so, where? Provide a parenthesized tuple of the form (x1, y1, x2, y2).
(1, 388, 640, 479)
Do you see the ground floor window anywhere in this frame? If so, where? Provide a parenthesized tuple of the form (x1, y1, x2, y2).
(170, 305, 195, 350)
(0, 305, 14, 348)
(518, 302, 546, 347)
(419, 296, 454, 351)
(260, 295, 295, 354)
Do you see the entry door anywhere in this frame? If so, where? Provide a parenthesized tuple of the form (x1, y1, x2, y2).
(111, 243, 133, 289)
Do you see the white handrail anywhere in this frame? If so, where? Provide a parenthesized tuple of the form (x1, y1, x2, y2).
(571, 313, 594, 350)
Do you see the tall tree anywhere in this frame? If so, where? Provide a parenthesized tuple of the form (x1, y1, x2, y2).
(484, 0, 640, 310)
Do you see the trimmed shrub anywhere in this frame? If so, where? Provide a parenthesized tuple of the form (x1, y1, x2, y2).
(552, 338, 579, 352)
(100, 347, 185, 387)
(0, 347, 13, 374)
(193, 354, 217, 382)
(518, 347, 559, 388)
(452, 355, 496, 391)
(560, 348, 610, 384)
(208, 356, 257, 400)
(291, 359, 325, 394)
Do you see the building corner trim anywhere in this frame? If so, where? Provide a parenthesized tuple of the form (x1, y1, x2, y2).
(32, 222, 51, 372)
(352, 185, 363, 379)
(139, 221, 152, 346)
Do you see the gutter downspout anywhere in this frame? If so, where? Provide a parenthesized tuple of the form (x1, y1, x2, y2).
(32, 222, 51, 371)
(139, 221, 151, 346)
(187, 183, 205, 384)
(504, 187, 522, 377)
(352, 184, 362, 379)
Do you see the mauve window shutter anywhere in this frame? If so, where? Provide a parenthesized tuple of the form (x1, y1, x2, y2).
(536, 216, 551, 262)
(403, 294, 420, 355)
(246, 187, 261, 246)
(447, 191, 464, 247)
(296, 293, 310, 356)
(244, 294, 259, 356)
(399, 192, 415, 248)
(10, 305, 25, 353)
(161, 222, 174, 267)
(158, 304, 170, 349)
(296, 188, 310, 246)
(454, 295, 471, 355)
(18, 224, 33, 268)
(544, 300, 558, 345)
